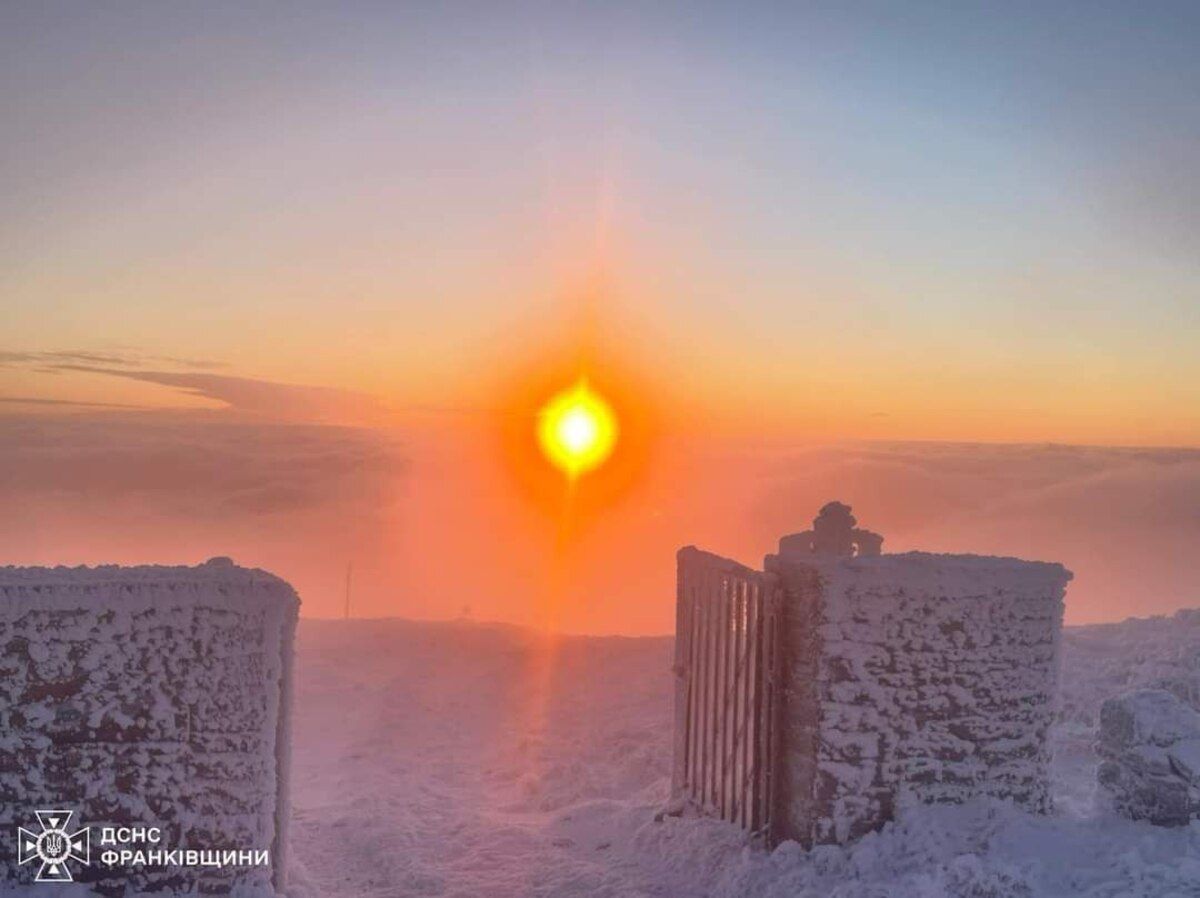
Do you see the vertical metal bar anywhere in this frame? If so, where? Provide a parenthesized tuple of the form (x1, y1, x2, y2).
(686, 574, 701, 798)
(749, 580, 765, 833)
(741, 580, 756, 830)
(691, 571, 700, 797)
(759, 581, 773, 839)
(710, 568, 723, 812)
(764, 581, 782, 844)
(726, 578, 737, 824)
(672, 554, 690, 799)
(715, 578, 724, 825)
(701, 569, 710, 811)
(723, 577, 735, 822)
(759, 580, 770, 833)
(727, 576, 738, 820)
(714, 573, 728, 815)
(705, 576, 715, 811)
(729, 578, 739, 825)
(696, 566, 711, 809)
(725, 576, 738, 822)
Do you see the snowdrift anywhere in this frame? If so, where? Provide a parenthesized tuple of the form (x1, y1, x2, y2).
(286, 612, 1200, 898)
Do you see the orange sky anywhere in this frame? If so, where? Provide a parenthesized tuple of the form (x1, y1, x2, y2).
(2, 383, 1198, 633)
(2, 283, 1197, 633)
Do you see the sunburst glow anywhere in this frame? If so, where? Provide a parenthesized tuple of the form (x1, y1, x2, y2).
(537, 379, 618, 479)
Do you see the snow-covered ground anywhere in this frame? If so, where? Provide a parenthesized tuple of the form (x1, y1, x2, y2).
(287, 614, 1200, 898)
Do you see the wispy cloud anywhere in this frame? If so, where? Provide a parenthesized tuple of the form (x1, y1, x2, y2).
(0, 351, 43, 365)
(50, 365, 387, 424)
(1, 349, 387, 424)
(0, 349, 228, 370)
(0, 395, 149, 410)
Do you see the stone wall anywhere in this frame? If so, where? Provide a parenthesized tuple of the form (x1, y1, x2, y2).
(766, 552, 1069, 846)
(0, 559, 298, 895)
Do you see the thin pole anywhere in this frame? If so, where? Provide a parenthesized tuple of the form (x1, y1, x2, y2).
(344, 562, 353, 620)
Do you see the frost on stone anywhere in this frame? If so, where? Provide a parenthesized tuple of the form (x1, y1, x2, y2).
(0, 559, 299, 896)
(777, 501, 884, 558)
(1097, 688, 1200, 826)
(757, 509, 1071, 847)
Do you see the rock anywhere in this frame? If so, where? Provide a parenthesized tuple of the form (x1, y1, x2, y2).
(1097, 688, 1200, 825)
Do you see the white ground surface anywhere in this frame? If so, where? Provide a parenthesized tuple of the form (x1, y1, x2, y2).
(286, 615, 1200, 898)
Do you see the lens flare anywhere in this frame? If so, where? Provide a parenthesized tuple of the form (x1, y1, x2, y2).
(537, 379, 618, 479)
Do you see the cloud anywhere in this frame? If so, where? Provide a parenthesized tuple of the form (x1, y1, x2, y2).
(27, 362, 387, 424)
(0, 396, 147, 410)
(738, 441, 1200, 624)
(43, 351, 141, 366)
(0, 412, 404, 519)
(156, 356, 229, 371)
(0, 351, 43, 365)
(0, 410, 1194, 630)
(2, 349, 385, 424)
(0, 412, 408, 615)
(0, 349, 227, 370)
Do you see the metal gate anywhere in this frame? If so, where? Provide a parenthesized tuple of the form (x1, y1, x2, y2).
(671, 547, 782, 840)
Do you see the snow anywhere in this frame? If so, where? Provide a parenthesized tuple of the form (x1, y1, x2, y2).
(283, 612, 1200, 898)
(3, 571, 1196, 896)
(1103, 690, 1200, 748)
(1096, 689, 1200, 826)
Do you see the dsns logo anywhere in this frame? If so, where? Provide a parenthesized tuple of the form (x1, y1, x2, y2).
(17, 811, 91, 883)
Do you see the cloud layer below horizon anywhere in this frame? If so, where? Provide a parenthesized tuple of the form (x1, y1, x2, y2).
(2, 409, 1195, 631)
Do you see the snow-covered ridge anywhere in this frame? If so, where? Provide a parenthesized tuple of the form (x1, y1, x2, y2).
(1061, 607, 1200, 727)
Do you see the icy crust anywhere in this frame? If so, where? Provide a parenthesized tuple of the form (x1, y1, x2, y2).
(796, 553, 1069, 844)
(0, 557, 294, 590)
(0, 560, 298, 896)
(795, 551, 1072, 592)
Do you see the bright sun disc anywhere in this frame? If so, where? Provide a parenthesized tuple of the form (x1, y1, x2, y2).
(537, 379, 618, 479)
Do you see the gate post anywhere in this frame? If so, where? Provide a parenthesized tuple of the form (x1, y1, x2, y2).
(670, 547, 694, 802)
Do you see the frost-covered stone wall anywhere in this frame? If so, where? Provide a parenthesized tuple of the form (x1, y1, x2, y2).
(0, 559, 298, 895)
(765, 552, 1069, 846)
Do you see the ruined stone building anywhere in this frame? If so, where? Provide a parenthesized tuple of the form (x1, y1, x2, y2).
(0, 558, 298, 895)
(671, 503, 1071, 845)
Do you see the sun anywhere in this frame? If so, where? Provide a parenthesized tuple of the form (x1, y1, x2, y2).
(537, 378, 618, 479)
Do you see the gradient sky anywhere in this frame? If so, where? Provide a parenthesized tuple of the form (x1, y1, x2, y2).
(4, 1, 1198, 440)
(2, 3, 1198, 630)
